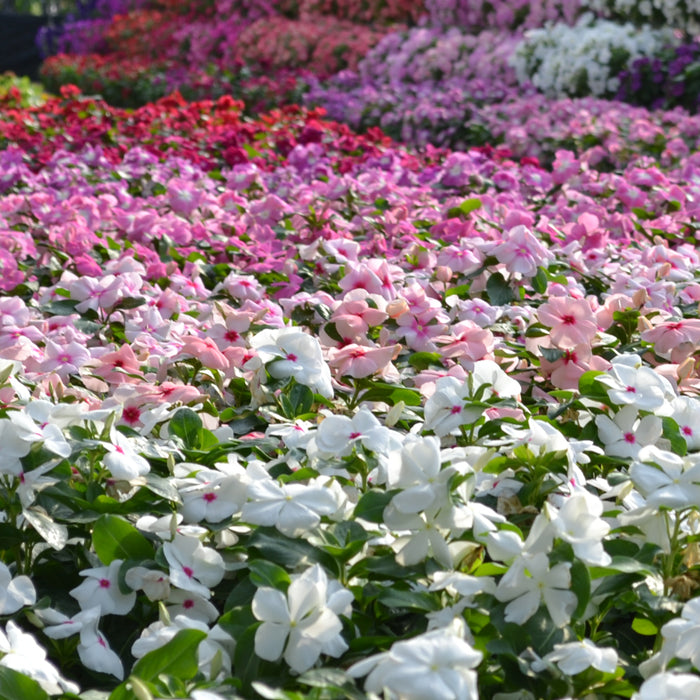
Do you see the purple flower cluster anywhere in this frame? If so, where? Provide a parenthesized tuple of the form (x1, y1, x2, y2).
(616, 41, 700, 113)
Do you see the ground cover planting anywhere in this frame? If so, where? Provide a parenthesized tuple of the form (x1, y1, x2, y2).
(1, 0, 700, 698)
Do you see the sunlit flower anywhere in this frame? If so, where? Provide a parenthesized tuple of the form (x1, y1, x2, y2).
(253, 564, 352, 673)
(349, 629, 482, 700)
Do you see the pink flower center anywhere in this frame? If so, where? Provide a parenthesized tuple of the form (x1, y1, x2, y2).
(286, 353, 298, 362)
(99, 578, 111, 588)
(625, 386, 636, 393)
(123, 406, 141, 424)
(683, 425, 693, 436)
(349, 431, 362, 439)
(623, 432, 636, 444)
(203, 492, 217, 502)
(561, 314, 576, 326)
(183, 599, 194, 609)
(183, 566, 194, 578)
(225, 330, 240, 342)
(450, 405, 462, 414)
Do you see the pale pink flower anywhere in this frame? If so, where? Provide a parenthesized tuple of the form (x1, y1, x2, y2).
(178, 336, 230, 371)
(492, 225, 553, 277)
(642, 318, 700, 359)
(537, 297, 598, 348)
(327, 343, 401, 379)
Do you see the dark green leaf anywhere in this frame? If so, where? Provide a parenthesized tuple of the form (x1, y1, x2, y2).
(0, 667, 49, 700)
(92, 514, 154, 565)
(168, 408, 202, 449)
(485, 272, 514, 305)
(353, 490, 396, 524)
(248, 560, 291, 590)
(131, 629, 207, 682)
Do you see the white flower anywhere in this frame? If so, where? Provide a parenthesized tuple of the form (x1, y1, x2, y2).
(102, 430, 151, 481)
(349, 629, 482, 700)
(43, 606, 124, 679)
(495, 551, 576, 627)
(0, 621, 79, 695)
(176, 467, 249, 524)
(595, 405, 662, 460)
(422, 376, 484, 437)
(596, 362, 673, 413)
(386, 435, 454, 514)
(656, 597, 700, 669)
(251, 328, 333, 398)
(241, 479, 340, 538)
(162, 533, 225, 599)
(532, 638, 618, 675)
(548, 488, 612, 567)
(630, 446, 700, 509)
(633, 672, 700, 699)
(0, 563, 35, 615)
(313, 406, 402, 459)
(252, 564, 352, 673)
(132, 615, 234, 681)
(70, 559, 136, 615)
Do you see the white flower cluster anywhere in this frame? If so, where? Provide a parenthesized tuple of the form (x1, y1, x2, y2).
(586, 0, 700, 34)
(510, 14, 678, 98)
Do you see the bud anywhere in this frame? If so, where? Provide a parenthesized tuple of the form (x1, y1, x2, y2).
(435, 266, 453, 283)
(386, 298, 410, 319)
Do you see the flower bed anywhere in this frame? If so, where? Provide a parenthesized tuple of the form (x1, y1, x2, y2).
(0, 78, 700, 699)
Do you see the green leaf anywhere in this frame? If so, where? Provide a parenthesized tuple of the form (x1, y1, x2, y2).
(167, 408, 202, 449)
(248, 560, 291, 590)
(631, 617, 658, 636)
(570, 559, 591, 621)
(288, 383, 314, 416)
(378, 587, 439, 612)
(353, 489, 396, 524)
(359, 383, 421, 406)
(22, 506, 68, 550)
(131, 629, 207, 682)
(248, 528, 337, 573)
(578, 370, 608, 400)
(662, 416, 687, 457)
(447, 197, 481, 218)
(485, 272, 514, 305)
(0, 667, 49, 700)
(532, 267, 548, 295)
(92, 514, 154, 565)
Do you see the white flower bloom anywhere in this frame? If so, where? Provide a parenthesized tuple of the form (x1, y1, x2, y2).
(44, 606, 124, 679)
(125, 566, 171, 601)
(0, 562, 35, 614)
(349, 629, 482, 700)
(176, 467, 249, 524)
(252, 564, 352, 673)
(386, 435, 454, 514)
(241, 479, 340, 538)
(0, 621, 79, 695)
(132, 615, 234, 681)
(162, 533, 225, 599)
(595, 405, 662, 460)
(70, 559, 136, 615)
(102, 430, 151, 481)
(532, 638, 618, 675)
(251, 328, 333, 398)
(495, 551, 576, 627)
(669, 395, 700, 452)
(656, 597, 700, 669)
(0, 417, 33, 476)
(547, 488, 612, 566)
(630, 446, 700, 509)
(633, 672, 700, 699)
(596, 362, 673, 413)
(422, 376, 484, 437)
(384, 502, 454, 568)
(313, 406, 402, 459)
(8, 409, 72, 458)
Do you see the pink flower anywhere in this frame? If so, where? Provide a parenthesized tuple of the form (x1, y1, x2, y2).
(492, 225, 553, 278)
(537, 297, 598, 348)
(642, 318, 700, 358)
(327, 343, 401, 379)
(178, 336, 230, 371)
